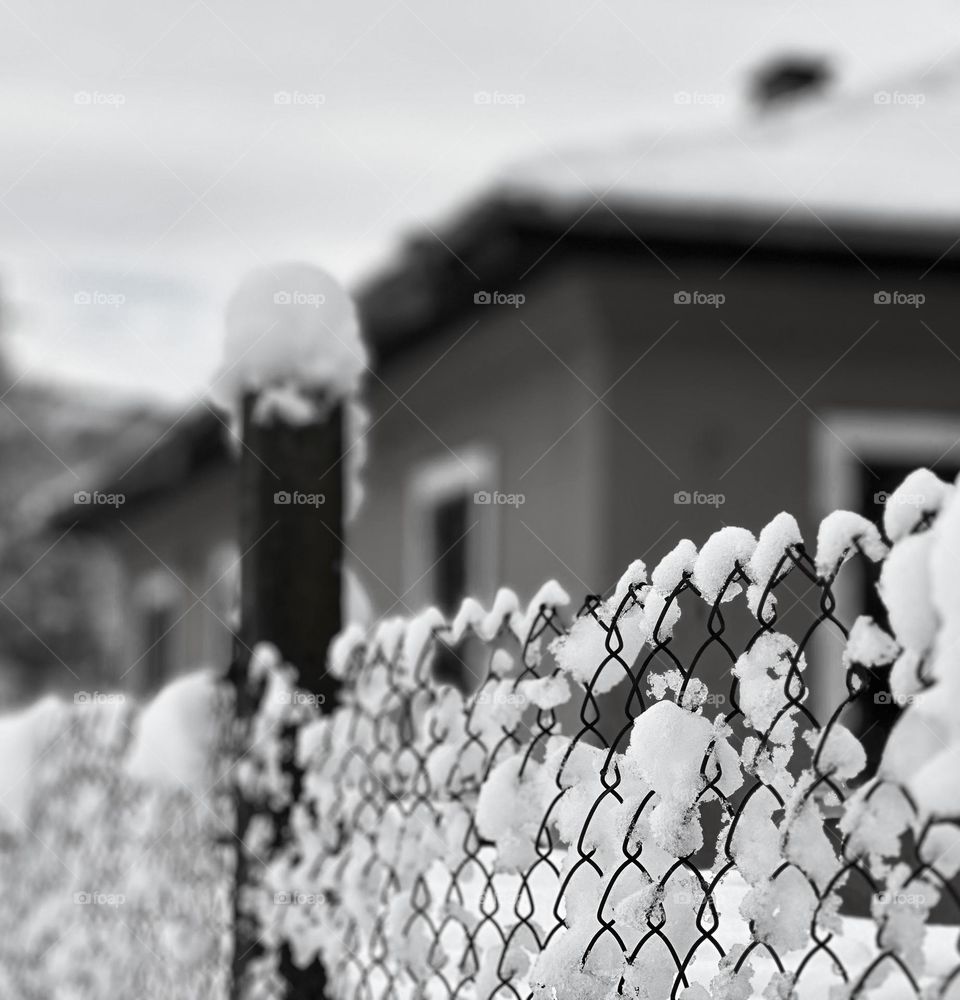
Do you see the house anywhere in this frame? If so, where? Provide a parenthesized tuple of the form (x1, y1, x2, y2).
(49, 57, 960, 761)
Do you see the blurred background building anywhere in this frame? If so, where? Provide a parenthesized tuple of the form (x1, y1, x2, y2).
(2, 2, 960, 738)
(10, 55, 956, 746)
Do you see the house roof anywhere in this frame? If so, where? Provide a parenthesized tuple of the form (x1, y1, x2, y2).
(501, 58, 960, 236)
(50, 56, 960, 527)
(360, 56, 960, 355)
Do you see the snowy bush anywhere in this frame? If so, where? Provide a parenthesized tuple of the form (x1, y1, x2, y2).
(234, 467, 960, 1000)
(0, 675, 233, 998)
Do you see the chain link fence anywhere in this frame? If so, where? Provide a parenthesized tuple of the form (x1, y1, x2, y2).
(236, 470, 960, 1000)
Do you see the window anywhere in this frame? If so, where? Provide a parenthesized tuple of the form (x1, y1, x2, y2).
(134, 572, 181, 692)
(404, 446, 497, 614)
(813, 412, 960, 772)
(205, 543, 241, 664)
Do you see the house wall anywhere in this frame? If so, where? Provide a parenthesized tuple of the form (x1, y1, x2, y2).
(355, 259, 610, 614)
(97, 240, 960, 707)
(587, 244, 960, 726)
(97, 462, 238, 689)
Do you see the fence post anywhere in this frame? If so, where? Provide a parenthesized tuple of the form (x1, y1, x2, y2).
(230, 391, 344, 1000)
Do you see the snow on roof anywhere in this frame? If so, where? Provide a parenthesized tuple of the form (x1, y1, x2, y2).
(498, 58, 960, 234)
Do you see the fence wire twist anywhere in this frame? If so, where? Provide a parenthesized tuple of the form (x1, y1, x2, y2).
(236, 475, 960, 1000)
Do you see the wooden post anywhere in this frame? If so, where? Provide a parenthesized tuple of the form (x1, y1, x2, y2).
(230, 391, 344, 999)
(239, 393, 344, 698)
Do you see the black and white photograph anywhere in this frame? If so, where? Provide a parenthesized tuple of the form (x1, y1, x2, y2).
(2, 2, 960, 997)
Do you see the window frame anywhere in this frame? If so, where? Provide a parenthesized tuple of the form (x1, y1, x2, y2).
(403, 445, 498, 613)
(133, 570, 182, 692)
(810, 409, 960, 719)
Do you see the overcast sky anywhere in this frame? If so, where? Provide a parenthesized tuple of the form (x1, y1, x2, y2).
(2, 0, 958, 402)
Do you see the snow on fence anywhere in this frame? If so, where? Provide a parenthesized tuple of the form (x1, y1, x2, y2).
(0, 671, 233, 998)
(235, 468, 960, 1000)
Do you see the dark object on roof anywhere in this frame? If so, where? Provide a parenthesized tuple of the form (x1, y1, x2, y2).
(751, 55, 832, 108)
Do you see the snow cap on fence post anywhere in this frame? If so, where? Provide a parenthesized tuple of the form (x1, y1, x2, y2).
(210, 262, 370, 521)
(213, 262, 368, 1000)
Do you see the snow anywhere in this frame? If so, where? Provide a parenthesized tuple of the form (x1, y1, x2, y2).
(610, 558, 647, 607)
(928, 486, 960, 698)
(908, 745, 960, 820)
(733, 633, 805, 746)
(213, 263, 367, 409)
(126, 668, 221, 796)
(328, 625, 365, 679)
(501, 58, 960, 236)
(520, 673, 571, 711)
(651, 538, 698, 596)
(878, 531, 937, 653)
(882, 468, 953, 543)
(0, 696, 70, 832)
(210, 262, 370, 519)
(551, 602, 649, 694)
(879, 702, 952, 785)
(843, 615, 900, 669)
(692, 527, 756, 603)
(626, 701, 742, 854)
(230, 481, 960, 1000)
(251, 382, 323, 426)
(813, 722, 866, 781)
(815, 510, 888, 577)
(748, 512, 802, 587)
